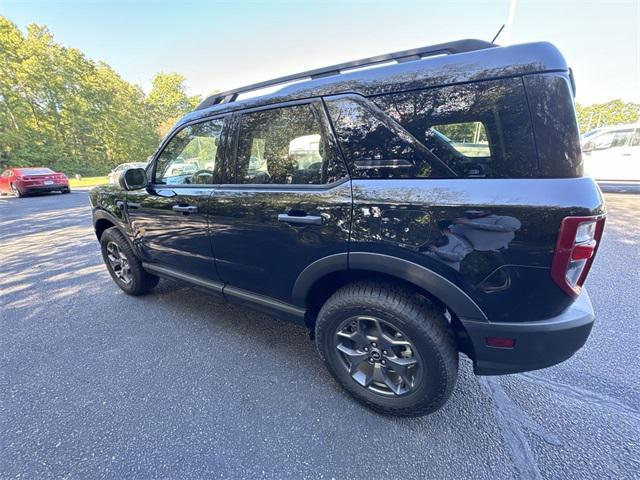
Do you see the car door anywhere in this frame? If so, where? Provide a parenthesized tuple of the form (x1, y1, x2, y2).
(125, 115, 228, 283)
(207, 100, 352, 307)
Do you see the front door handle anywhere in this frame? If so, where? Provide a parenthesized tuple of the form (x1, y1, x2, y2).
(116, 200, 140, 210)
(172, 205, 198, 214)
(278, 213, 323, 225)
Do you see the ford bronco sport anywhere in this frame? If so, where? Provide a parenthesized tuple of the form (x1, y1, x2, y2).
(90, 39, 606, 416)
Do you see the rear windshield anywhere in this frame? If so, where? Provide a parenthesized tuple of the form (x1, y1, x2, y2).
(326, 78, 538, 179)
(17, 168, 55, 175)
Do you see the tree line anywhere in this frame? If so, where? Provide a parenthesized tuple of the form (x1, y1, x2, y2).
(1, 15, 638, 176)
(0, 16, 204, 176)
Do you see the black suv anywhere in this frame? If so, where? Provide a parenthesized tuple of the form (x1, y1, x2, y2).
(90, 39, 605, 416)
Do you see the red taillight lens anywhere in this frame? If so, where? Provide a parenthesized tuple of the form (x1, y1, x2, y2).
(551, 215, 605, 298)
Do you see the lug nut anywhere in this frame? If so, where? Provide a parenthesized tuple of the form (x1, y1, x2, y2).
(381, 359, 386, 365)
(382, 350, 388, 355)
(363, 346, 369, 352)
(371, 342, 377, 348)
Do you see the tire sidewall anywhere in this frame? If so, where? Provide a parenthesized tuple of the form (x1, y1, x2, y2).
(11, 184, 23, 197)
(100, 229, 146, 295)
(317, 295, 456, 413)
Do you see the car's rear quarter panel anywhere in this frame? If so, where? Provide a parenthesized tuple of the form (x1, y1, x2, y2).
(350, 177, 605, 323)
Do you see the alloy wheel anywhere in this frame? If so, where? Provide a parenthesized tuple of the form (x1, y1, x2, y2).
(105, 241, 133, 285)
(334, 316, 422, 396)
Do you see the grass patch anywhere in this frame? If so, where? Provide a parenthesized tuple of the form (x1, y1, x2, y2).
(69, 176, 108, 188)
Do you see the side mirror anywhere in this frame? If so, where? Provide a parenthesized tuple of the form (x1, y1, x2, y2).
(118, 168, 148, 190)
(582, 141, 594, 153)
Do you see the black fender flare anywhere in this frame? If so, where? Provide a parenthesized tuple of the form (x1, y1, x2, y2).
(292, 252, 487, 322)
(92, 208, 139, 255)
(92, 208, 126, 237)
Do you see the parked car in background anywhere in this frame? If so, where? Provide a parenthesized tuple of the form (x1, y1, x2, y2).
(108, 162, 148, 185)
(582, 123, 640, 181)
(0, 167, 70, 197)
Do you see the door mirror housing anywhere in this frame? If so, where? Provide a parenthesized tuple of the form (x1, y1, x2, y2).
(119, 168, 148, 190)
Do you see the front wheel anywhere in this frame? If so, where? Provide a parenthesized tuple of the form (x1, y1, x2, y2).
(100, 227, 159, 295)
(315, 282, 458, 416)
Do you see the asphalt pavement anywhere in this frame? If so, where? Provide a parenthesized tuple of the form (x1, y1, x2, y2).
(1, 190, 638, 479)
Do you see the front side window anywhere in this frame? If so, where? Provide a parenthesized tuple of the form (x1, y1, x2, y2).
(154, 118, 225, 185)
(235, 103, 344, 185)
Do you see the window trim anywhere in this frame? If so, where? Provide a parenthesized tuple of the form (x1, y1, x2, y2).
(226, 98, 350, 189)
(149, 113, 231, 189)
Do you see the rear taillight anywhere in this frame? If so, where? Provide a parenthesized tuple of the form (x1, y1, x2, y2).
(551, 215, 605, 298)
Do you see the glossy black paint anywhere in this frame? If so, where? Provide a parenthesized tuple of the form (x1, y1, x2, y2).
(208, 180, 352, 303)
(349, 177, 604, 323)
(89, 39, 605, 376)
(125, 186, 220, 282)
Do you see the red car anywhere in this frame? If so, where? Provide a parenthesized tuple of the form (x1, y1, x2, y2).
(0, 167, 70, 197)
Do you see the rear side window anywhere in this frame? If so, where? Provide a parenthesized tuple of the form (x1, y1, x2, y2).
(326, 78, 537, 178)
(234, 102, 346, 185)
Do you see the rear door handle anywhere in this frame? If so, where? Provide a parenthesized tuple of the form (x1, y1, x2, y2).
(172, 205, 198, 214)
(278, 213, 323, 225)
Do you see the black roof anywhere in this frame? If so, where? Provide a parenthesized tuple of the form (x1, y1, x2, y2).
(176, 40, 568, 129)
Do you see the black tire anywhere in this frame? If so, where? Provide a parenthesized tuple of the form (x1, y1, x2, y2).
(315, 281, 458, 416)
(100, 227, 159, 295)
(10, 183, 24, 197)
(62, 188, 71, 194)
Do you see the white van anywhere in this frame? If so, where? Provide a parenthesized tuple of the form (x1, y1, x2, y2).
(582, 124, 640, 181)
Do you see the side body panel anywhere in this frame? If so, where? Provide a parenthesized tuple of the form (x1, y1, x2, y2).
(208, 181, 352, 304)
(349, 177, 605, 323)
(125, 186, 220, 282)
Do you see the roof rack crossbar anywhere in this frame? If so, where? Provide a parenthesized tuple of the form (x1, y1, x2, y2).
(196, 39, 494, 110)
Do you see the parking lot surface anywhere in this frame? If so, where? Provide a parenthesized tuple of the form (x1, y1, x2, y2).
(1, 191, 639, 479)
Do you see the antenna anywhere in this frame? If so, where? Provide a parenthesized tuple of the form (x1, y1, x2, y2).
(491, 24, 505, 44)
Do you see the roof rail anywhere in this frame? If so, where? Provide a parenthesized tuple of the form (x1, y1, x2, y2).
(195, 39, 495, 111)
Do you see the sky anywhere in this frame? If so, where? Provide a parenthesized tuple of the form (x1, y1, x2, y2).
(2, 0, 639, 105)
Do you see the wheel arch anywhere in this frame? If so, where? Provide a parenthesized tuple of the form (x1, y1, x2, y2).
(294, 253, 488, 331)
(94, 217, 116, 240)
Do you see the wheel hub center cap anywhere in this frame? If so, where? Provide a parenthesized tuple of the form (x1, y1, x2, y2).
(370, 350, 381, 360)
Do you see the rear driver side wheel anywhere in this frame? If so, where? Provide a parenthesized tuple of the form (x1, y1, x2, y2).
(10, 183, 23, 197)
(315, 281, 458, 416)
(100, 227, 159, 295)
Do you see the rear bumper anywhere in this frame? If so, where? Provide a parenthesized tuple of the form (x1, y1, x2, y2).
(461, 289, 595, 375)
(21, 184, 69, 193)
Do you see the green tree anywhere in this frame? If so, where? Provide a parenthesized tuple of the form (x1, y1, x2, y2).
(0, 16, 161, 175)
(576, 100, 640, 134)
(146, 72, 201, 137)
